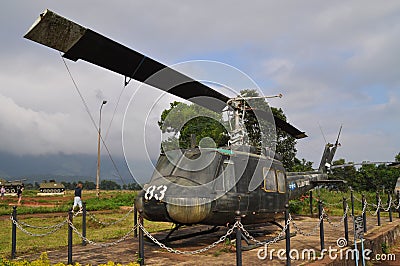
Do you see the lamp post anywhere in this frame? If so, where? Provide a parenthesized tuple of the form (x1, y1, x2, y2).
(96, 100, 107, 198)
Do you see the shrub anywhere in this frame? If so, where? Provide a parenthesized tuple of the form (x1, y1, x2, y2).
(1, 252, 139, 266)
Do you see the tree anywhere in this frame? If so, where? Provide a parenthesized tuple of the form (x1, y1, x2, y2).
(291, 158, 314, 172)
(127, 182, 142, 190)
(83, 181, 96, 190)
(329, 159, 358, 189)
(158, 89, 306, 170)
(100, 180, 121, 190)
(158, 101, 229, 150)
(328, 154, 400, 192)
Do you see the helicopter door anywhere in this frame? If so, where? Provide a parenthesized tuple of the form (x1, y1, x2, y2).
(259, 167, 282, 212)
(214, 160, 236, 193)
(262, 168, 277, 192)
(212, 159, 237, 213)
(276, 170, 286, 193)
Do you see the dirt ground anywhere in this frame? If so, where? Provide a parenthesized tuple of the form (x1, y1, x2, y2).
(16, 214, 400, 266)
(4, 194, 70, 208)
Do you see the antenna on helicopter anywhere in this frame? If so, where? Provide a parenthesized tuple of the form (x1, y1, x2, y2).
(318, 122, 327, 144)
(226, 93, 283, 146)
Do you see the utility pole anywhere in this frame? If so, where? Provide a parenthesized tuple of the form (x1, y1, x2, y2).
(96, 100, 107, 198)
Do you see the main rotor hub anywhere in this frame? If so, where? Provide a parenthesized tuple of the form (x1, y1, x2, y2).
(226, 94, 282, 147)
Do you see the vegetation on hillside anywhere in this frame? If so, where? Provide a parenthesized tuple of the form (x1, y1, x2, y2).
(328, 155, 400, 192)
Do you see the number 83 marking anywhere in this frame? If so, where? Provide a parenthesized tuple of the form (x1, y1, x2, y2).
(144, 185, 167, 201)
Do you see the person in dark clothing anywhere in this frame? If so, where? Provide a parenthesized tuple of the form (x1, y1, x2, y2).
(17, 187, 24, 205)
(73, 182, 83, 211)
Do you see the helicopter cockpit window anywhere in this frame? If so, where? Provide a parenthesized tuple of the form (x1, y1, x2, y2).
(154, 154, 175, 177)
(215, 160, 236, 192)
(151, 150, 222, 185)
(171, 150, 221, 184)
(262, 167, 277, 192)
(276, 170, 286, 193)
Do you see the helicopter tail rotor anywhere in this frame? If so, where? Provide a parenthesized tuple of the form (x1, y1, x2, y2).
(318, 125, 342, 172)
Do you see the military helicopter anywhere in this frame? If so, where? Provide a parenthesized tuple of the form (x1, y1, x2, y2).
(25, 9, 342, 233)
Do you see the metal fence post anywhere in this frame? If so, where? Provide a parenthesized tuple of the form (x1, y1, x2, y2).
(134, 205, 138, 238)
(362, 194, 367, 233)
(235, 211, 242, 266)
(309, 191, 313, 217)
(318, 200, 324, 251)
(285, 204, 291, 266)
(376, 191, 381, 226)
(397, 191, 400, 218)
(11, 206, 17, 259)
(82, 202, 87, 246)
(138, 209, 144, 266)
(343, 198, 349, 245)
(388, 191, 393, 222)
(350, 189, 355, 217)
(68, 208, 73, 265)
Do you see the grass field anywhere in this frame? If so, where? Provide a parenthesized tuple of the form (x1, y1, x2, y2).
(0, 190, 137, 216)
(0, 190, 173, 258)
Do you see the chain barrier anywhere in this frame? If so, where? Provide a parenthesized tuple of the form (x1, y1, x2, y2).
(18, 219, 68, 229)
(67, 218, 136, 247)
(353, 195, 363, 203)
(367, 198, 381, 216)
(9, 192, 400, 257)
(10, 216, 67, 237)
(360, 199, 368, 216)
(382, 196, 392, 212)
(138, 222, 236, 255)
(394, 198, 400, 210)
(239, 215, 291, 246)
(73, 210, 83, 217)
(87, 207, 134, 226)
(291, 210, 324, 236)
(323, 205, 348, 228)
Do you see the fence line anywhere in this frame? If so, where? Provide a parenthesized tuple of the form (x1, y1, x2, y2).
(9, 190, 400, 265)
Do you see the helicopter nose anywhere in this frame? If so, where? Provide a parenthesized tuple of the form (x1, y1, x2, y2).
(166, 197, 211, 224)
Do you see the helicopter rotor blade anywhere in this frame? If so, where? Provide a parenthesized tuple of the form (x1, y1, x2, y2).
(330, 161, 398, 169)
(24, 9, 306, 138)
(24, 10, 227, 113)
(251, 109, 307, 139)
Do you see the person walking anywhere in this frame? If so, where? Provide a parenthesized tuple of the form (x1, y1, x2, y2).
(73, 182, 83, 212)
(17, 187, 24, 205)
(1, 186, 5, 200)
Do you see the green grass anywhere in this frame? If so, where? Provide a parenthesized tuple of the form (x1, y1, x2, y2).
(0, 190, 137, 216)
(0, 252, 140, 265)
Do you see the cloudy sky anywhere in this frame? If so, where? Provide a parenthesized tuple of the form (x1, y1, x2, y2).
(1, 1, 399, 182)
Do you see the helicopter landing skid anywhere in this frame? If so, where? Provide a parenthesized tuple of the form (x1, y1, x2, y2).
(270, 220, 284, 230)
(162, 225, 220, 243)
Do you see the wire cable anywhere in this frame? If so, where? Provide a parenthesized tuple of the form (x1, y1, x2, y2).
(60, 54, 133, 185)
